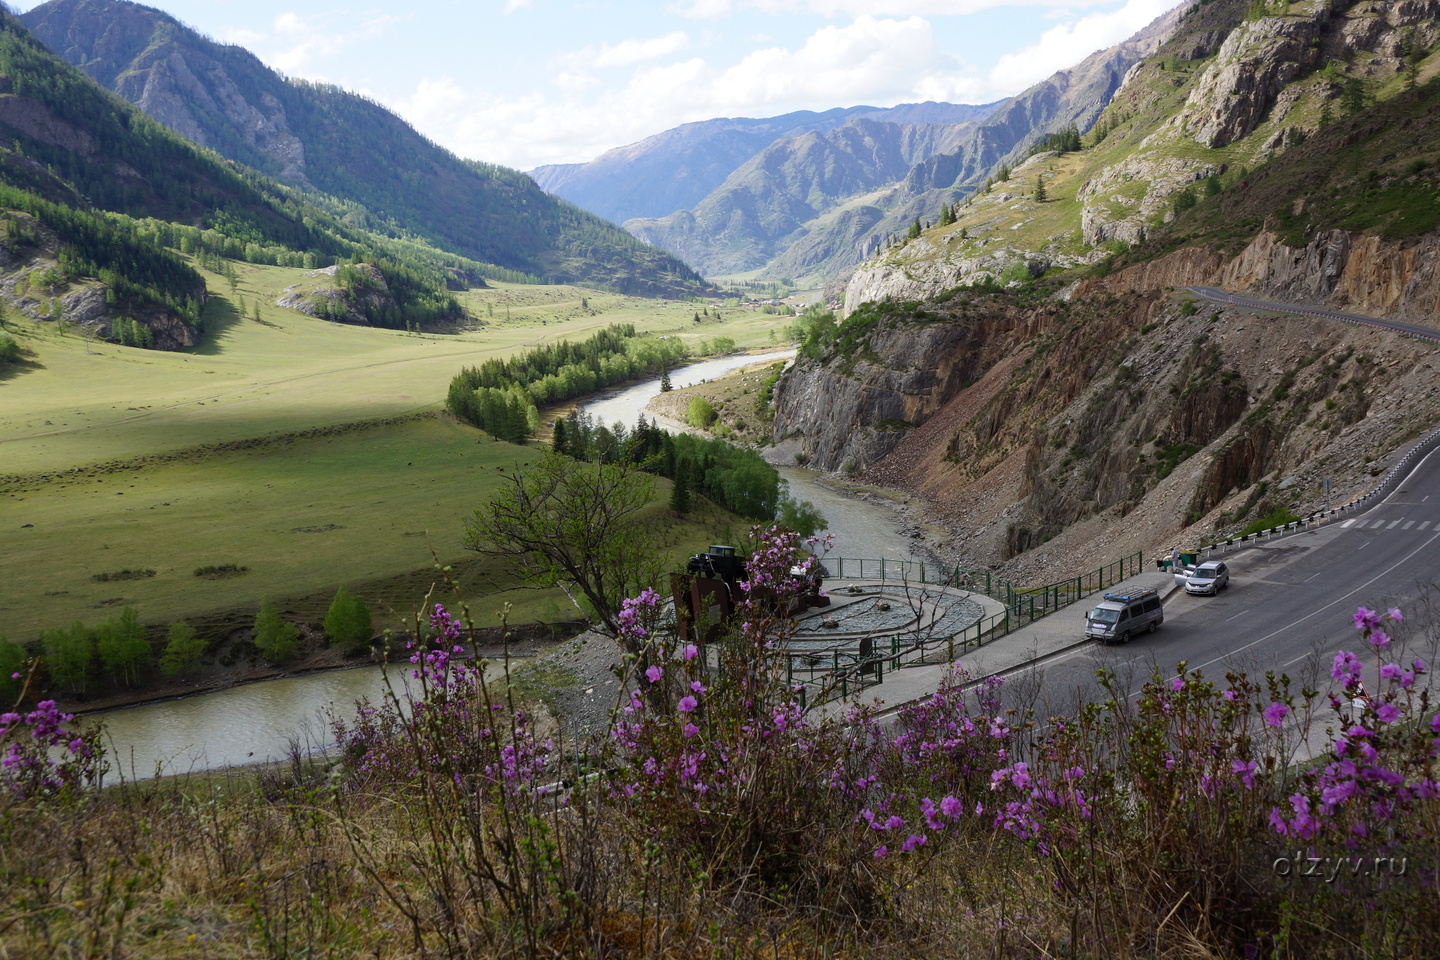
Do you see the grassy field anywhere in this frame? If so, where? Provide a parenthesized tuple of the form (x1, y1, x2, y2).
(0, 261, 781, 476)
(0, 257, 789, 642)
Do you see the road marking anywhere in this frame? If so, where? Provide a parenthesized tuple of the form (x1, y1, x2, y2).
(1304, 570, 1326, 582)
(1421, 521, 1433, 531)
(1189, 531, 1440, 678)
(1404, 520, 1416, 529)
(1387, 520, 1403, 529)
(1341, 519, 1355, 528)
(1371, 520, 1387, 529)
(1225, 608, 1252, 621)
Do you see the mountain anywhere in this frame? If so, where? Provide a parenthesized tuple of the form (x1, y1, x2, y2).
(537, 11, 1179, 284)
(20, 0, 708, 296)
(623, 116, 978, 277)
(769, 0, 1440, 584)
(530, 102, 999, 227)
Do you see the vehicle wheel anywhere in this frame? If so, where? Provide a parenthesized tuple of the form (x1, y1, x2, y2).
(1147, 620, 1157, 634)
(1117, 631, 1130, 645)
(1222, 579, 1229, 590)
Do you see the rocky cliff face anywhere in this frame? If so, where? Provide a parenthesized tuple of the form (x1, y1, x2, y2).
(772, 285, 1440, 581)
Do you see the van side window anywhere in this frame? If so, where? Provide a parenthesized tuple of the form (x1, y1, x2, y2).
(1144, 599, 1159, 613)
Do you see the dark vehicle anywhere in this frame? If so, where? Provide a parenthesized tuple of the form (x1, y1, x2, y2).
(686, 544, 745, 582)
(1084, 589, 1163, 644)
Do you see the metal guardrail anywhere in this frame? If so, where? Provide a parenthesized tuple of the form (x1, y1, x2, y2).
(1198, 423, 1440, 560)
(787, 610, 1011, 710)
(788, 550, 1145, 708)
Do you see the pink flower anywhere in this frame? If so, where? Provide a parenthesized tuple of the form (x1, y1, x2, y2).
(690, 680, 706, 693)
(940, 796, 963, 818)
(683, 644, 699, 660)
(1263, 702, 1290, 727)
(1169, 676, 1184, 692)
(677, 695, 698, 713)
(1369, 629, 1391, 649)
(646, 665, 663, 684)
(1353, 606, 1381, 631)
(1387, 607, 1404, 622)
(1222, 689, 1239, 702)
(901, 834, 927, 852)
(1380, 663, 1401, 680)
(1375, 703, 1401, 724)
(873, 845, 888, 859)
(682, 723, 699, 738)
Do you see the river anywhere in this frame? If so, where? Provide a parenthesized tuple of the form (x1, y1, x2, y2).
(89, 349, 917, 776)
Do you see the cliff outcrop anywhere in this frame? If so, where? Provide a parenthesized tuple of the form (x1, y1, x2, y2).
(772, 285, 1440, 582)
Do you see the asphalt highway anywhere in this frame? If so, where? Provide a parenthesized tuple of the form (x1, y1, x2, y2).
(1187, 286, 1440, 345)
(1009, 441, 1440, 714)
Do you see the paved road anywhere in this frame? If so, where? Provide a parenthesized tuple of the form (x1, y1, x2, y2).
(1187, 286, 1440, 344)
(1006, 439, 1440, 715)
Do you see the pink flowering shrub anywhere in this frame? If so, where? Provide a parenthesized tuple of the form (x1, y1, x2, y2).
(0, 700, 106, 802)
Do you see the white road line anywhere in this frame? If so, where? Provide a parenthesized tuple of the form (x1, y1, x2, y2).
(1421, 521, 1433, 531)
(1225, 608, 1253, 621)
(1372, 520, 1387, 529)
(1341, 519, 1356, 528)
(1404, 520, 1416, 530)
(1189, 531, 1440, 678)
(1387, 520, 1403, 529)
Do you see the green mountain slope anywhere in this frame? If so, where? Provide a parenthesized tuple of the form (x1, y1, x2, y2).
(21, 0, 708, 296)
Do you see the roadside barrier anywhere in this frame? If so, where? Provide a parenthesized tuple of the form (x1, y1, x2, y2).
(1198, 423, 1440, 559)
(789, 550, 1144, 708)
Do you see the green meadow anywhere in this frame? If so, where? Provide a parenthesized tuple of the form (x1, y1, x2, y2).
(1, 258, 785, 642)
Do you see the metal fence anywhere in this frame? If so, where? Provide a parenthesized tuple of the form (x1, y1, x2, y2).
(788, 550, 1144, 708)
(787, 610, 1011, 709)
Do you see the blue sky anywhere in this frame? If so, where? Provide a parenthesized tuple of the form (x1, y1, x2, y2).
(14, 0, 1186, 170)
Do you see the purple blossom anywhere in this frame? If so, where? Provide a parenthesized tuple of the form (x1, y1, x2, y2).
(683, 644, 699, 660)
(940, 796, 963, 818)
(1368, 629, 1391, 649)
(901, 834, 927, 852)
(682, 723, 699, 739)
(1332, 650, 1364, 686)
(1353, 606, 1382, 631)
(646, 664, 663, 684)
(1375, 703, 1401, 724)
(677, 696, 698, 713)
(1169, 676, 1184, 692)
(1387, 607, 1404, 622)
(1263, 702, 1290, 727)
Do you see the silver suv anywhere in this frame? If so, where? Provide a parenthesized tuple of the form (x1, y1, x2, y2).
(1084, 590, 1163, 644)
(1185, 561, 1230, 596)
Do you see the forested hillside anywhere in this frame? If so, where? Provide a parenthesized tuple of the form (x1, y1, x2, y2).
(21, 0, 710, 296)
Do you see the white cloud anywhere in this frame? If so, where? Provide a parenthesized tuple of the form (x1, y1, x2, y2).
(236, 10, 405, 76)
(503, 0, 533, 12)
(987, 0, 1178, 92)
(592, 31, 692, 67)
(396, 15, 986, 170)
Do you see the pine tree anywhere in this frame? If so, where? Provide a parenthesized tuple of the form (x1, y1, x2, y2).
(552, 418, 568, 455)
(660, 365, 673, 392)
(670, 459, 691, 514)
(1035, 176, 1048, 203)
(253, 597, 299, 663)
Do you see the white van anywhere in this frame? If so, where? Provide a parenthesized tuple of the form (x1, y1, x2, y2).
(1084, 589, 1163, 644)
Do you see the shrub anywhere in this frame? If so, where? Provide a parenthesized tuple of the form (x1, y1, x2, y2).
(252, 597, 299, 663)
(1241, 506, 1301, 536)
(193, 563, 248, 579)
(91, 568, 155, 582)
(686, 395, 717, 429)
(0, 330, 19, 363)
(324, 585, 373, 651)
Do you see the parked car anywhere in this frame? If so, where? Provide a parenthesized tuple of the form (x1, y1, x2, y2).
(1185, 561, 1230, 596)
(1084, 589, 1163, 644)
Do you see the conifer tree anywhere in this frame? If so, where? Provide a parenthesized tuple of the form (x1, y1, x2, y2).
(670, 459, 691, 515)
(660, 365, 673, 392)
